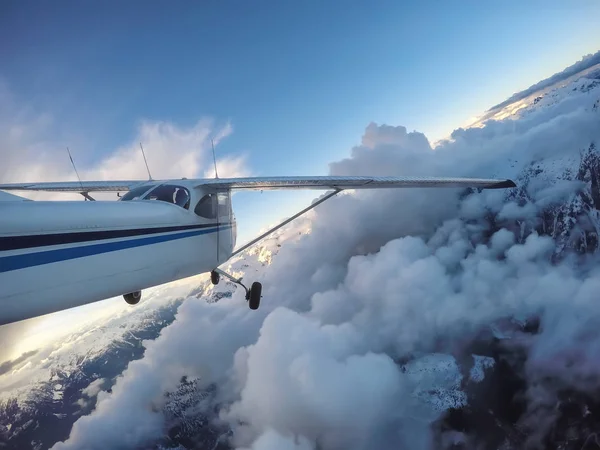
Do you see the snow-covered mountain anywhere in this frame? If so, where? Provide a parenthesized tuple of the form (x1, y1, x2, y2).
(433, 66, 600, 449)
(0, 300, 183, 449)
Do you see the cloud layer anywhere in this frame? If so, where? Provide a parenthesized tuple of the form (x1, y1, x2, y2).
(10, 73, 600, 448)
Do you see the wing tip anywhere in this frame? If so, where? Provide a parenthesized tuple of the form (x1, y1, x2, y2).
(489, 179, 517, 189)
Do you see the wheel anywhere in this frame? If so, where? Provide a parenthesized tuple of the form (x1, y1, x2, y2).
(248, 282, 262, 310)
(211, 271, 220, 285)
(124, 291, 142, 305)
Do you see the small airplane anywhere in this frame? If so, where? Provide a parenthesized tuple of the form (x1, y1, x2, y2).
(0, 174, 516, 326)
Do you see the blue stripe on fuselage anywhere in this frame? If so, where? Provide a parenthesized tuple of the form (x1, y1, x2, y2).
(0, 225, 231, 273)
(0, 222, 223, 252)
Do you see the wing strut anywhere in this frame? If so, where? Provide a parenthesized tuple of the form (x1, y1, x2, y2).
(230, 188, 341, 259)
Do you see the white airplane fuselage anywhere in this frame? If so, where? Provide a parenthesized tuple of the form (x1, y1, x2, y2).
(0, 188, 235, 325)
(0, 174, 517, 325)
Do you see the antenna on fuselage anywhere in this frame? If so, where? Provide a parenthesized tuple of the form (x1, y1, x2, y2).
(66, 147, 93, 201)
(66, 147, 83, 189)
(139, 142, 153, 181)
(211, 139, 219, 179)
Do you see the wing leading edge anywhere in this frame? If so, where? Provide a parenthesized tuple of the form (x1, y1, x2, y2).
(198, 176, 516, 191)
(0, 180, 148, 193)
(0, 176, 516, 193)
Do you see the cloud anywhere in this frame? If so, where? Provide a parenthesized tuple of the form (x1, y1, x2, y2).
(0, 315, 46, 370)
(74, 379, 107, 410)
(203, 154, 252, 179)
(0, 79, 63, 187)
(85, 119, 214, 181)
(82, 378, 107, 398)
(44, 71, 600, 449)
(0, 80, 243, 201)
(0, 350, 38, 376)
(238, 429, 315, 450)
(222, 308, 405, 450)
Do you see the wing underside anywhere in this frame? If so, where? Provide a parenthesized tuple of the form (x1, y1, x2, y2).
(0, 175, 516, 194)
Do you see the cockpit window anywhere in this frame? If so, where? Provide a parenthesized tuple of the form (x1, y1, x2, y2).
(145, 184, 191, 209)
(119, 185, 154, 201)
(194, 194, 217, 218)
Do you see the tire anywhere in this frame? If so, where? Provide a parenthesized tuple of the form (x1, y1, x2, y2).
(124, 291, 142, 305)
(248, 282, 262, 310)
(211, 271, 220, 285)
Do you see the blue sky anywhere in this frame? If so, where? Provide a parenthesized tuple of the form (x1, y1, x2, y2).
(1, 0, 599, 242)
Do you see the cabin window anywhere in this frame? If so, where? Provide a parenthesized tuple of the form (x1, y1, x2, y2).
(119, 185, 154, 201)
(217, 192, 230, 218)
(194, 194, 217, 218)
(144, 184, 191, 209)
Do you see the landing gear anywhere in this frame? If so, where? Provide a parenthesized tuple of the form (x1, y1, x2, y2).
(208, 188, 341, 312)
(248, 282, 261, 310)
(212, 268, 262, 310)
(124, 291, 141, 305)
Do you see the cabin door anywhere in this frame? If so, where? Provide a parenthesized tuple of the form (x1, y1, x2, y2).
(216, 190, 233, 263)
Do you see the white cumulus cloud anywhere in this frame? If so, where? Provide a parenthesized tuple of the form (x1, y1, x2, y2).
(0, 80, 248, 201)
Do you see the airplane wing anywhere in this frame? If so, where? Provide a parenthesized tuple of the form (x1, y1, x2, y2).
(0, 176, 516, 194)
(0, 180, 147, 193)
(197, 176, 516, 191)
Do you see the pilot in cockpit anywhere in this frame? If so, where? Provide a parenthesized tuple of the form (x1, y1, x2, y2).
(174, 188, 190, 208)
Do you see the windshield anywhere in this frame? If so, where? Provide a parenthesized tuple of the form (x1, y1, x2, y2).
(144, 184, 191, 209)
(119, 185, 155, 201)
